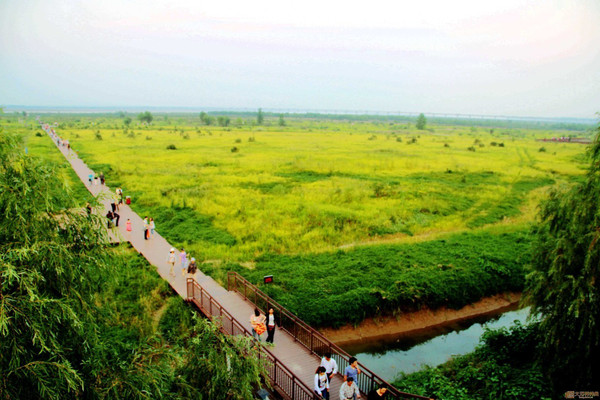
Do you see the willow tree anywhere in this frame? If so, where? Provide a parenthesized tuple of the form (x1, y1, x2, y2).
(0, 132, 106, 398)
(1, 131, 267, 399)
(525, 122, 600, 392)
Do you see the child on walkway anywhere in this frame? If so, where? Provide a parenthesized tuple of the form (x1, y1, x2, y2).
(126, 218, 132, 232)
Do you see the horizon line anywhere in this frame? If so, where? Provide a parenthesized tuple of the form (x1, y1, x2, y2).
(2, 104, 598, 123)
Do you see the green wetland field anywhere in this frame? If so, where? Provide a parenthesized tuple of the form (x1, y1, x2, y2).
(11, 113, 592, 328)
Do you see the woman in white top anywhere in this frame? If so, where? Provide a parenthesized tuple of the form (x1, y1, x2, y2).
(265, 308, 277, 345)
(314, 366, 329, 399)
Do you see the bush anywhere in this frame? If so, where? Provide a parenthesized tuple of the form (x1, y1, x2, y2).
(396, 137, 403, 142)
(235, 138, 242, 143)
(538, 147, 546, 152)
(35, 132, 43, 137)
(166, 144, 177, 150)
(95, 132, 102, 140)
(231, 146, 239, 153)
(394, 322, 551, 399)
(248, 136, 256, 142)
(467, 146, 476, 152)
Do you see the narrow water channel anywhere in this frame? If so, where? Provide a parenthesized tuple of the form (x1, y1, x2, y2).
(341, 306, 531, 381)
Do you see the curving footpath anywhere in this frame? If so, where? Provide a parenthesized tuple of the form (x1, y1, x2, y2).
(41, 123, 431, 400)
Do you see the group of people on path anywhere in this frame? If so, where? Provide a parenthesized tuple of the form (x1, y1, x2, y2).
(314, 355, 389, 400)
(167, 247, 198, 278)
(248, 309, 387, 399)
(142, 216, 156, 240)
(249, 307, 277, 345)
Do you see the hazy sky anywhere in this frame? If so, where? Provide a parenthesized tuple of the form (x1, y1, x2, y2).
(1, 0, 599, 117)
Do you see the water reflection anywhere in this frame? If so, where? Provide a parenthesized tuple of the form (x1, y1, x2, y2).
(342, 306, 530, 381)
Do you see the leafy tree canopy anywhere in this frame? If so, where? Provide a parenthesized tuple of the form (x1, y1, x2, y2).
(416, 113, 426, 130)
(525, 121, 600, 392)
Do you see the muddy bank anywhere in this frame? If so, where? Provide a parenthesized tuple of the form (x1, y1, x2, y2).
(319, 292, 522, 346)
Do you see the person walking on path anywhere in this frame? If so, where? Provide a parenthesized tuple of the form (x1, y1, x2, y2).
(344, 357, 361, 383)
(250, 308, 266, 342)
(126, 218, 132, 232)
(187, 257, 197, 277)
(180, 248, 187, 276)
(314, 366, 330, 399)
(112, 211, 120, 227)
(167, 248, 176, 277)
(149, 217, 155, 238)
(116, 188, 123, 209)
(265, 308, 277, 345)
(366, 384, 388, 400)
(339, 377, 360, 400)
(106, 210, 114, 228)
(99, 171, 105, 185)
(321, 352, 338, 382)
(143, 217, 149, 240)
(88, 173, 93, 185)
(110, 197, 117, 213)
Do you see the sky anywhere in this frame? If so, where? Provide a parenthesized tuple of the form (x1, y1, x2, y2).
(1, 0, 599, 118)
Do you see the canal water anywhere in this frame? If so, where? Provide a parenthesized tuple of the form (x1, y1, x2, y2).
(341, 306, 531, 381)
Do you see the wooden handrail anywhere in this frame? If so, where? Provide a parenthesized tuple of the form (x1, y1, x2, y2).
(227, 271, 432, 400)
(186, 278, 315, 400)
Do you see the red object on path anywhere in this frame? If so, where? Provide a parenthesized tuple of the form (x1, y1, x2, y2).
(126, 196, 131, 205)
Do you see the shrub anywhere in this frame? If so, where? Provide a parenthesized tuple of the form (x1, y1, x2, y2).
(166, 144, 177, 150)
(235, 138, 242, 143)
(396, 137, 403, 142)
(248, 136, 256, 142)
(467, 146, 476, 152)
(146, 136, 152, 140)
(95, 132, 102, 140)
(231, 146, 239, 153)
(444, 143, 450, 147)
(35, 132, 43, 137)
(538, 147, 546, 152)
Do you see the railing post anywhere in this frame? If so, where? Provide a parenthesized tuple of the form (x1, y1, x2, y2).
(310, 331, 313, 354)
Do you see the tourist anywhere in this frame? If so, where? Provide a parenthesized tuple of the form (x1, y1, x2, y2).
(88, 173, 93, 185)
(149, 217, 155, 238)
(167, 248, 176, 277)
(94, 175, 99, 185)
(339, 377, 360, 400)
(105, 210, 114, 228)
(180, 248, 187, 276)
(250, 308, 266, 342)
(187, 257, 198, 277)
(321, 352, 338, 382)
(367, 384, 388, 400)
(126, 218, 132, 232)
(112, 211, 120, 227)
(265, 308, 277, 345)
(110, 197, 117, 213)
(344, 357, 361, 383)
(99, 171, 105, 185)
(85, 202, 92, 217)
(116, 187, 123, 208)
(314, 366, 330, 399)
(143, 217, 149, 240)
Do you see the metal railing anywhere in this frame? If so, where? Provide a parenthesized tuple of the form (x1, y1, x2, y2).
(227, 272, 432, 400)
(186, 278, 315, 400)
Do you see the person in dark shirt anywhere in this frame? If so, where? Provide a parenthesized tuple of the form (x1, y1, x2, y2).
(367, 384, 388, 400)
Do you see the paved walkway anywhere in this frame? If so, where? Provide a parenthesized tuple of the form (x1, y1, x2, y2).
(42, 126, 347, 399)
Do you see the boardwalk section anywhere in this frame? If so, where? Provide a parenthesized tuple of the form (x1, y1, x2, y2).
(41, 124, 431, 400)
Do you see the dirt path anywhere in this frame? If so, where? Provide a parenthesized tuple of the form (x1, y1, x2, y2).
(319, 292, 522, 346)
